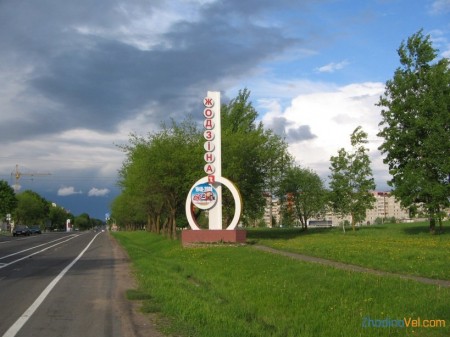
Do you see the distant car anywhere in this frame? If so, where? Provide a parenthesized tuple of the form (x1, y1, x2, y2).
(30, 226, 42, 234)
(13, 225, 31, 237)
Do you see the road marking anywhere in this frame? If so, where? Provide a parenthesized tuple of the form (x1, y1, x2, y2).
(0, 235, 81, 269)
(2, 232, 103, 337)
(0, 235, 80, 260)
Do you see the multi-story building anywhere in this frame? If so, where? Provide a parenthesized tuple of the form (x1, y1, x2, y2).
(262, 191, 411, 227)
(262, 194, 281, 228)
(365, 191, 410, 224)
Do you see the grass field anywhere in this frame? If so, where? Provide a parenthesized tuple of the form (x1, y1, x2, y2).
(248, 221, 450, 280)
(113, 223, 450, 337)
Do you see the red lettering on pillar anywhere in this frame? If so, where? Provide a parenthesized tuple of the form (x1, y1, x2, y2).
(204, 141, 215, 152)
(204, 119, 214, 130)
(202, 95, 219, 180)
(203, 97, 214, 108)
(204, 152, 215, 163)
(203, 108, 214, 118)
(204, 164, 215, 174)
(203, 130, 214, 140)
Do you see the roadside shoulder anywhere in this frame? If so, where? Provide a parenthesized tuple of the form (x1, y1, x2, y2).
(109, 234, 166, 337)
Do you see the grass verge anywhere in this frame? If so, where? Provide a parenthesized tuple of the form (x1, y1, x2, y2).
(113, 231, 449, 337)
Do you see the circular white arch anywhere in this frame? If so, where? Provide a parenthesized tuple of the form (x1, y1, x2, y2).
(185, 176, 242, 230)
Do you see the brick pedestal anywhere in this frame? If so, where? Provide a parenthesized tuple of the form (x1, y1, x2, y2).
(181, 229, 246, 246)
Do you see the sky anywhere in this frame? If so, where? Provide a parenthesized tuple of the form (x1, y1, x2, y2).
(0, 0, 449, 220)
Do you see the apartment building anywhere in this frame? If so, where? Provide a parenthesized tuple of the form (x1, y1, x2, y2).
(262, 191, 411, 227)
(262, 194, 281, 228)
(365, 191, 410, 224)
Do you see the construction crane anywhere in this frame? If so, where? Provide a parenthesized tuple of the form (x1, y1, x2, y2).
(11, 164, 51, 193)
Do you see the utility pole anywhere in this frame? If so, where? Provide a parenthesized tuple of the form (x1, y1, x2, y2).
(11, 164, 51, 193)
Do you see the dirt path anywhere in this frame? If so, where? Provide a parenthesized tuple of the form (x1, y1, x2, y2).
(253, 245, 450, 288)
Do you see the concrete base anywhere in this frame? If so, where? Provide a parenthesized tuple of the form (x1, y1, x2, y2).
(181, 229, 246, 246)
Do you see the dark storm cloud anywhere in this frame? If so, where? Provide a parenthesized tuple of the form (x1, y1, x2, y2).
(269, 117, 316, 143)
(286, 125, 316, 142)
(0, 0, 309, 143)
(270, 116, 294, 135)
(0, 0, 148, 57)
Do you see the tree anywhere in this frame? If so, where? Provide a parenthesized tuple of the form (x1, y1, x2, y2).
(48, 204, 69, 231)
(115, 117, 203, 237)
(278, 166, 327, 229)
(262, 132, 293, 228)
(14, 190, 49, 226)
(74, 213, 91, 230)
(221, 89, 291, 225)
(329, 126, 376, 231)
(110, 191, 147, 231)
(116, 135, 166, 232)
(148, 120, 203, 237)
(0, 180, 17, 221)
(377, 30, 450, 233)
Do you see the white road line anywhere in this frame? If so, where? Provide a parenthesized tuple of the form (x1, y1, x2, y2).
(2, 232, 103, 337)
(0, 235, 81, 270)
(0, 235, 80, 260)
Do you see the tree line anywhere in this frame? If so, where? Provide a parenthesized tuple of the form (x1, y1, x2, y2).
(0, 181, 103, 232)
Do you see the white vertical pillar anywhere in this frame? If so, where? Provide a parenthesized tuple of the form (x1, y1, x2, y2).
(207, 91, 222, 229)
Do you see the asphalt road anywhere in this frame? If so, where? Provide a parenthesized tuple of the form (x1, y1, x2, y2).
(0, 231, 158, 337)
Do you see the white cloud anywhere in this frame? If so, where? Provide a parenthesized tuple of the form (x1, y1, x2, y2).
(262, 81, 390, 189)
(88, 187, 110, 197)
(429, 0, 450, 14)
(58, 186, 82, 196)
(316, 60, 350, 73)
(429, 29, 450, 58)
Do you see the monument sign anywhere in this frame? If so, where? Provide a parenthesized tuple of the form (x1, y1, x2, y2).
(182, 91, 246, 245)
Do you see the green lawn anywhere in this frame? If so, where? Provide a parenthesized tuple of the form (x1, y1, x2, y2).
(113, 230, 449, 337)
(248, 221, 450, 280)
